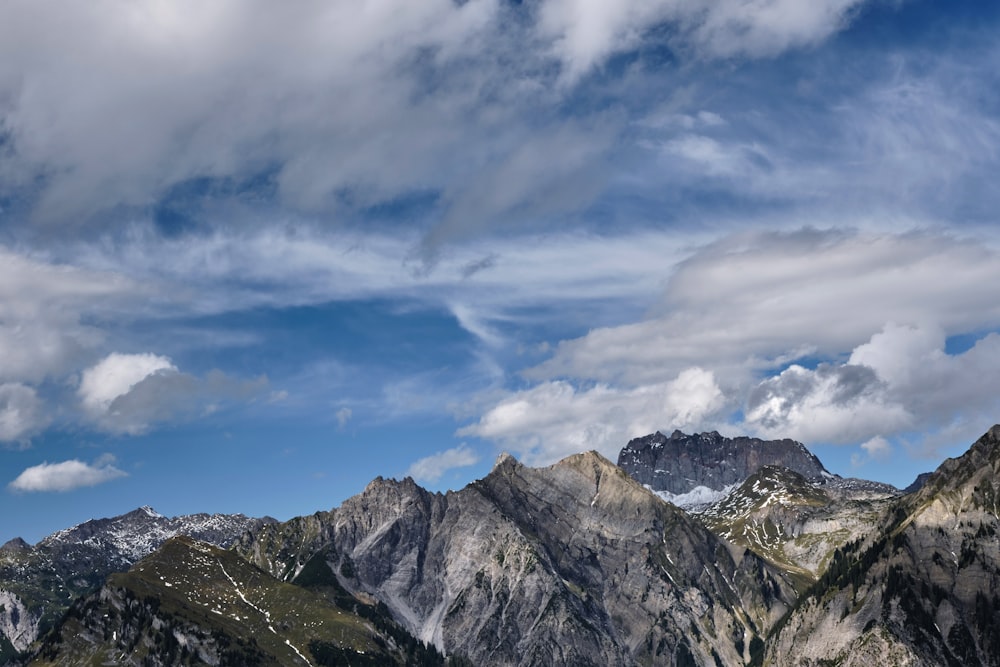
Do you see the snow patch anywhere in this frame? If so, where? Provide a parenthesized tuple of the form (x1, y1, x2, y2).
(648, 484, 738, 511)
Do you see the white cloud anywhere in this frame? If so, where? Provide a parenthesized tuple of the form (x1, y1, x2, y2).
(861, 436, 892, 460)
(405, 444, 480, 484)
(744, 363, 910, 444)
(0, 0, 879, 232)
(460, 367, 724, 465)
(8, 454, 127, 493)
(532, 229, 1000, 387)
(79, 352, 177, 416)
(0, 383, 48, 444)
(743, 324, 1000, 453)
(0, 246, 140, 385)
(78, 353, 266, 435)
(851, 437, 893, 468)
(335, 407, 353, 429)
(538, 0, 866, 82)
(450, 229, 1000, 458)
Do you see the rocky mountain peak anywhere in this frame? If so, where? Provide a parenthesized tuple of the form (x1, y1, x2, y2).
(0, 538, 30, 555)
(617, 429, 829, 497)
(491, 450, 519, 472)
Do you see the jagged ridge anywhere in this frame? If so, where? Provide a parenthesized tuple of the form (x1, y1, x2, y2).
(237, 450, 798, 666)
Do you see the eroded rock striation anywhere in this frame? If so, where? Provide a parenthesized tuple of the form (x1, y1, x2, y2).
(239, 451, 797, 666)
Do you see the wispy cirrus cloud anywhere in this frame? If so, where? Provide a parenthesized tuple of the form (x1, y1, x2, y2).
(405, 444, 480, 484)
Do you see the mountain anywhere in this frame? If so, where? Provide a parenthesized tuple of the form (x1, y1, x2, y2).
(237, 451, 797, 666)
(28, 535, 448, 666)
(764, 425, 1000, 666)
(617, 430, 830, 505)
(904, 471, 934, 494)
(0, 507, 272, 661)
(699, 466, 897, 591)
(618, 430, 899, 512)
(10, 425, 1000, 666)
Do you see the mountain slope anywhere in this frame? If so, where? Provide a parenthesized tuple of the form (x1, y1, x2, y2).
(0, 507, 271, 660)
(700, 466, 896, 591)
(239, 451, 799, 666)
(29, 536, 446, 666)
(765, 425, 1000, 666)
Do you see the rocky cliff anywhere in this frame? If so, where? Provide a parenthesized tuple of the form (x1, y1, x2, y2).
(764, 425, 1000, 666)
(699, 466, 897, 591)
(11, 426, 1000, 666)
(239, 451, 797, 666)
(617, 430, 829, 500)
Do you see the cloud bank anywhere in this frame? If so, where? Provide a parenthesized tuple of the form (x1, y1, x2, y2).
(466, 229, 1000, 463)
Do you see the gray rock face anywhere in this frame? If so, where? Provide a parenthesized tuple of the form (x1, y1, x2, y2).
(765, 425, 1000, 667)
(617, 430, 829, 495)
(240, 451, 798, 666)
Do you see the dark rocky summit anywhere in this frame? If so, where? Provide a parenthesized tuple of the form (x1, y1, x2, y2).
(617, 429, 829, 495)
(903, 471, 934, 494)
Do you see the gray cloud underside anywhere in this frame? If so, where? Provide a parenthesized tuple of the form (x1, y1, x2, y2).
(0, 0, 937, 244)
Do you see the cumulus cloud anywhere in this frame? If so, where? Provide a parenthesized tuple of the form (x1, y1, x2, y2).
(79, 353, 266, 435)
(79, 352, 177, 416)
(460, 367, 724, 464)
(450, 230, 1000, 459)
(744, 363, 910, 444)
(851, 436, 893, 468)
(0, 383, 48, 445)
(405, 444, 480, 484)
(8, 454, 127, 493)
(743, 324, 1000, 453)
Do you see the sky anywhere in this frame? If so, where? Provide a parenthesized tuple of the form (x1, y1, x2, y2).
(2, 0, 1000, 543)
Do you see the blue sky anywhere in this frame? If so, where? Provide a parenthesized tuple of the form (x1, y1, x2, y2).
(3, 0, 1000, 543)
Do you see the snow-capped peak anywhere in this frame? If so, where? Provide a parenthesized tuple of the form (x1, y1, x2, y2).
(139, 505, 165, 518)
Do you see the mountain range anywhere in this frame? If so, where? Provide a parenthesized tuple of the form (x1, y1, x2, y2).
(2, 426, 999, 665)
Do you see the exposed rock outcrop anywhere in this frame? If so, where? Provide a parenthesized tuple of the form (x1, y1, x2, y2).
(240, 451, 798, 666)
(617, 430, 829, 497)
(765, 426, 1000, 666)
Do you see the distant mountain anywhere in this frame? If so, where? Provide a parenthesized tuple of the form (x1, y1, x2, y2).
(699, 466, 897, 591)
(903, 471, 934, 494)
(617, 430, 829, 503)
(618, 430, 898, 510)
(0, 507, 271, 661)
